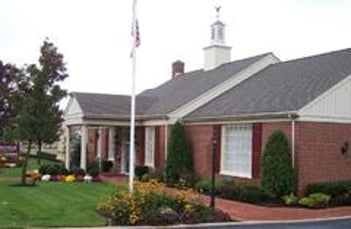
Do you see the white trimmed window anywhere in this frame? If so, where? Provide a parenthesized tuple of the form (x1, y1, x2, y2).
(144, 127, 155, 167)
(221, 124, 252, 178)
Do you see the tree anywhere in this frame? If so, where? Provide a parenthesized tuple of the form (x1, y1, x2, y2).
(27, 40, 68, 165)
(2, 39, 68, 185)
(0, 61, 19, 137)
(2, 65, 35, 185)
(261, 129, 295, 197)
(165, 120, 193, 184)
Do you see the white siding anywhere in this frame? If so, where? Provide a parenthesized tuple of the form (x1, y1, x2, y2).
(65, 97, 83, 117)
(204, 45, 231, 70)
(299, 74, 351, 122)
(64, 97, 84, 126)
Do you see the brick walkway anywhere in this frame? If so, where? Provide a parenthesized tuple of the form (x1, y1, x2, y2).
(101, 175, 351, 221)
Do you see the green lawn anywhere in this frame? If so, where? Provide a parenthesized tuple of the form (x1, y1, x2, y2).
(0, 157, 58, 178)
(0, 181, 120, 228)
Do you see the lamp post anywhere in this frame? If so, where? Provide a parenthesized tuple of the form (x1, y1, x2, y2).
(210, 126, 217, 209)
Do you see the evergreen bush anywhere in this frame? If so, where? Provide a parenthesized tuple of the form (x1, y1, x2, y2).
(261, 129, 295, 197)
(165, 121, 193, 185)
(135, 165, 149, 180)
(306, 181, 351, 197)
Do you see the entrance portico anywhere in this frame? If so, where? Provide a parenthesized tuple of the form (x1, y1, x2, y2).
(63, 93, 144, 174)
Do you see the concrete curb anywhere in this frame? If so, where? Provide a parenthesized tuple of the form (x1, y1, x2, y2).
(58, 215, 351, 229)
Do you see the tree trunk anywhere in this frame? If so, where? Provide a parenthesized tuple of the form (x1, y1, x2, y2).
(21, 142, 32, 185)
(37, 141, 42, 165)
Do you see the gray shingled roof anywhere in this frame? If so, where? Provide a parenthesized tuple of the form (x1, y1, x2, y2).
(137, 53, 270, 116)
(72, 92, 131, 119)
(186, 48, 351, 119)
(72, 53, 270, 119)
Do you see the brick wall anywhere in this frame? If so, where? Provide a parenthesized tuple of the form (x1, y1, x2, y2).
(185, 125, 214, 178)
(296, 122, 351, 193)
(155, 126, 167, 169)
(262, 121, 351, 194)
(135, 126, 145, 166)
(100, 128, 109, 160)
(87, 128, 97, 162)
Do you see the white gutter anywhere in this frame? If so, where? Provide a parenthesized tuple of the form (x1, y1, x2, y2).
(288, 113, 298, 168)
(164, 124, 168, 161)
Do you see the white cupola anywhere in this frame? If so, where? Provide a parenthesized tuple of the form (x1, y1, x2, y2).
(203, 6, 231, 70)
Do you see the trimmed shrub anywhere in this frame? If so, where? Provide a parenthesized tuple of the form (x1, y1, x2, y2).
(195, 179, 212, 194)
(195, 177, 227, 195)
(217, 178, 236, 199)
(149, 168, 164, 182)
(165, 121, 193, 185)
(261, 129, 295, 197)
(101, 160, 113, 173)
(87, 161, 99, 177)
(39, 163, 67, 175)
(329, 195, 351, 207)
(71, 167, 86, 177)
(135, 165, 149, 179)
(38, 164, 51, 174)
(234, 186, 273, 204)
(306, 181, 351, 197)
(281, 194, 299, 206)
(298, 193, 331, 209)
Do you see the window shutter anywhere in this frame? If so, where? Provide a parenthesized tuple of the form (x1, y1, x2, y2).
(138, 126, 145, 165)
(252, 123, 262, 179)
(154, 126, 160, 168)
(213, 125, 221, 173)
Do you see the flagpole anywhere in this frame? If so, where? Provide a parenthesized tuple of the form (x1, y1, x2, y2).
(129, 0, 138, 193)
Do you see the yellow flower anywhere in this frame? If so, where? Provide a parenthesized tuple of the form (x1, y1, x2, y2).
(65, 175, 76, 182)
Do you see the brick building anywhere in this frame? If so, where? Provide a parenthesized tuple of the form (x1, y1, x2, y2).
(64, 12, 351, 193)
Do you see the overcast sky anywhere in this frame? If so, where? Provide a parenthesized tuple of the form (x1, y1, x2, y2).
(1, 0, 351, 104)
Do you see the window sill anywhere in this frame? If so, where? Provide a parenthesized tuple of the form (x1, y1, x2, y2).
(219, 171, 252, 179)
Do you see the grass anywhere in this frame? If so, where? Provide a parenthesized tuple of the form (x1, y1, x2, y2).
(0, 181, 120, 228)
(0, 157, 58, 178)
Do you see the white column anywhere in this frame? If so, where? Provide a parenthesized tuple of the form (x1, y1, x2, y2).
(97, 127, 102, 160)
(108, 127, 115, 161)
(65, 125, 70, 169)
(80, 125, 87, 170)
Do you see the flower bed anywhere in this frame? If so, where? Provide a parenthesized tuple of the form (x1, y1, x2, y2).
(26, 163, 102, 183)
(97, 180, 232, 226)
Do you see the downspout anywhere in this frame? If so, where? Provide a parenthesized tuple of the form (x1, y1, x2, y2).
(288, 113, 297, 168)
(164, 123, 168, 161)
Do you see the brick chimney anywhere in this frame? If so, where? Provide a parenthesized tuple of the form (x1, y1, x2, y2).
(172, 60, 185, 78)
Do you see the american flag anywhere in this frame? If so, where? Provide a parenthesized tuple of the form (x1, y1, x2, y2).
(134, 19, 140, 47)
(130, 18, 140, 57)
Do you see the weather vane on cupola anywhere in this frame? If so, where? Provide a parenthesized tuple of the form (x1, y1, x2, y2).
(215, 5, 221, 20)
(210, 3, 225, 45)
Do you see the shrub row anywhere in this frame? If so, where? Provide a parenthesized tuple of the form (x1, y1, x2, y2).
(195, 178, 273, 204)
(306, 181, 351, 197)
(282, 193, 331, 209)
(38, 162, 99, 177)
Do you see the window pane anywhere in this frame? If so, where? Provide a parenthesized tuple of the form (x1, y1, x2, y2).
(221, 124, 252, 178)
(145, 127, 155, 166)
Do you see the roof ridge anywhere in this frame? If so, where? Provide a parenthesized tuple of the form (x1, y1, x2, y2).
(198, 52, 273, 72)
(281, 47, 351, 64)
(72, 91, 130, 97)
